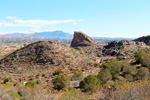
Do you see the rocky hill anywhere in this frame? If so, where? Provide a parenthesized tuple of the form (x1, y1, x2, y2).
(103, 40, 150, 59)
(0, 40, 98, 79)
(134, 35, 150, 45)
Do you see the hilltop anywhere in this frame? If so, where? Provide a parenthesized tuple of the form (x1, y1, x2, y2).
(0, 40, 98, 80)
(134, 35, 150, 45)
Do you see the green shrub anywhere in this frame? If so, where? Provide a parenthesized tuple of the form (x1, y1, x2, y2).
(10, 93, 21, 100)
(52, 74, 70, 90)
(135, 49, 150, 67)
(125, 65, 138, 76)
(100, 63, 110, 69)
(135, 49, 146, 64)
(125, 74, 133, 82)
(80, 75, 100, 93)
(53, 69, 64, 76)
(25, 80, 36, 88)
(141, 54, 150, 67)
(114, 75, 127, 82)
(68, 87, 76, 91)
(138, 67, 149, 80)
(71, 71, 83, 81)
(3, 77, 12, 84)
(97, 69, 112, 84)
(100, 61, 122, 77)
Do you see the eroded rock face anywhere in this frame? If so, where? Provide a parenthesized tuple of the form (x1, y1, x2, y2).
(71, 31, 95, 47)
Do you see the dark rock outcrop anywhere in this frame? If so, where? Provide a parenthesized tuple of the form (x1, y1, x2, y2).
(134, 35, 150, 45)
(71, 31, 95, 47)
(103, 40, 149, 59)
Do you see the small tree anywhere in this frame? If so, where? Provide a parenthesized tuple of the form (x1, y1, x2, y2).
(135, 49, 146, 64)
(52, 74, 70, 90)
(80, 75, 100, 93)
(97, 69, 112, 84)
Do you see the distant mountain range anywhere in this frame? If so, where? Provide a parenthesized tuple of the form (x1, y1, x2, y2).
(5, 30, 135, 40)
(6, 30, 73, 39)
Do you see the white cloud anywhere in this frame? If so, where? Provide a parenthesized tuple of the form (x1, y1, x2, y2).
(6, 16, 17, 19)
(0, 19, 80, 28)
(73, 23, 77, 25)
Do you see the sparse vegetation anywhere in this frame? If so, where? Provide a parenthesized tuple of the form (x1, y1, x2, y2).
(0, 35, 150, 99)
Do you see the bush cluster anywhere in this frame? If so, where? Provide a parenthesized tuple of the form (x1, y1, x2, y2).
(52, 49, 150, 94)
(135, 49, 150, 67)
(98, 59, 150, 85)
(80, 75, 100, 93)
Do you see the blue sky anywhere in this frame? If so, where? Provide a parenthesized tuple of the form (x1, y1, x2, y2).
(0, 0, 150, 38)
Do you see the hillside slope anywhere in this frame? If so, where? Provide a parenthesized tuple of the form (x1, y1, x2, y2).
(0, 40, 97, 79)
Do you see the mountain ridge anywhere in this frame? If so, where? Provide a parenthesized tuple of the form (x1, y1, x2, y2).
(5, 30, 134, 40)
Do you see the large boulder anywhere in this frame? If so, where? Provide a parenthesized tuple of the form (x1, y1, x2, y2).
(71, 31, 95, 47)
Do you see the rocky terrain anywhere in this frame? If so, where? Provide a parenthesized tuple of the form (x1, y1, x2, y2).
(0, 40, 99, 81)
(1, 32, 150, 80)
(102, 40, 150, 59)
(134, 35, 150, 45)
(70, 32, 150, 61)
(0, 31, 150, 100)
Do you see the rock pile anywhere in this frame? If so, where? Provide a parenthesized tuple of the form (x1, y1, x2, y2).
(103, 40, 149, 59)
